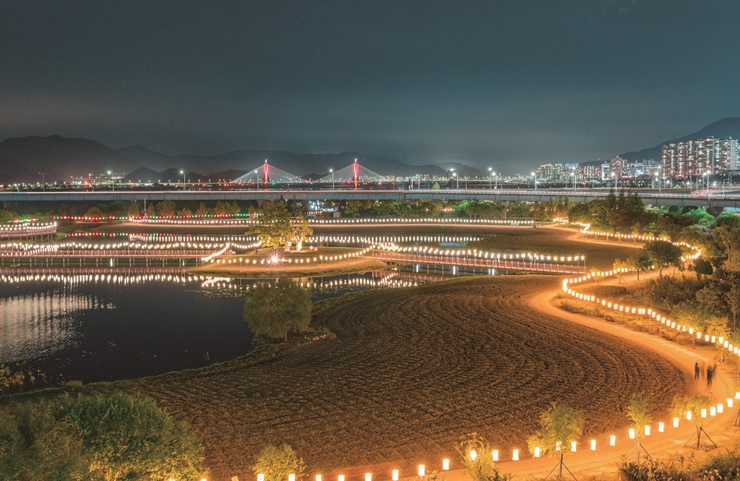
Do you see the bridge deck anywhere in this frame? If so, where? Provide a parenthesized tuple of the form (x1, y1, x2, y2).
(2, 188, 740, 208)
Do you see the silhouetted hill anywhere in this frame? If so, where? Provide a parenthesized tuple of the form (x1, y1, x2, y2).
(0, 155, 39, 185)
(0, 135, 451, 182)
(116, 145, 173, 171)
(124, 166, 161, 183)
(620, 117, 740, 162)
(0, 135, 140, 183)
(172, 150, 449, 178)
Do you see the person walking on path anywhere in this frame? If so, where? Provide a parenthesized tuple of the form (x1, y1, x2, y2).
(707, 363, 715, 387)
(695, 361, 700, 380)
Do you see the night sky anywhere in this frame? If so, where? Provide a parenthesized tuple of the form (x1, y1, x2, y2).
(2, 0, 739, 170)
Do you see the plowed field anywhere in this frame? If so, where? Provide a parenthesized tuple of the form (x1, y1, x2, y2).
(134, 276, 687, 480)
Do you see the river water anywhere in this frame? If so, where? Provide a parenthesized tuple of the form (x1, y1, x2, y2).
(0, 270, 437, 383)
(0, 279, 250, 383)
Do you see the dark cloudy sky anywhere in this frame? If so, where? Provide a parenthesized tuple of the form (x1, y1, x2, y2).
(1, 0, 738, 170)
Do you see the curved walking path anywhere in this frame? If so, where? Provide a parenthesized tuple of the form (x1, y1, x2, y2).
(440, 231, 739, 480)
(435, 290, 737, 480)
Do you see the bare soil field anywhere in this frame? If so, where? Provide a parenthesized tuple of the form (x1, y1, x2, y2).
(123, 276, 687, 481)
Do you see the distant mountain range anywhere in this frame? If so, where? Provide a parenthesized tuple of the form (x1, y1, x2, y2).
(0, 136, 451, 184)
(0, 117, 738, 184)
(619, 117, 740, 162)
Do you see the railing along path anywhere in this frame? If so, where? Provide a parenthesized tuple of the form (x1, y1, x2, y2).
(372, 251, 586, 274)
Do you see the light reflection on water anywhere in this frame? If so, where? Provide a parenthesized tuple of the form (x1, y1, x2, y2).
(0, 280, 250, 383)
(0, 271, 442, 383)
(0, 287, 86, 363)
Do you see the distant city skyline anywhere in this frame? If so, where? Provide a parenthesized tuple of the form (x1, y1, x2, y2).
(1, 1, 739, 169)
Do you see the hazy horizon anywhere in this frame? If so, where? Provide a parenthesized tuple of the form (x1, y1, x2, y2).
(2, 1, 739, 169)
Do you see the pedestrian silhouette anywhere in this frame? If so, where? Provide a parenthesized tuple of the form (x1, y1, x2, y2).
(707, 364, 715, 387)
(694, 362, 700, 380)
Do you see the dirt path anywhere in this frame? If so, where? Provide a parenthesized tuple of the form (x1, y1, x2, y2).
(438, 250, 739, 481)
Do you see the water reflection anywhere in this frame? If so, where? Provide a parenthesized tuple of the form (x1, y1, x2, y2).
(0, 270, 445, 383)
(0, 287, 81, 363)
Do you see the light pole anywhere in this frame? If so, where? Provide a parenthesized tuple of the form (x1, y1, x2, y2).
(255, 170, 260, 189)
(330, 168, 334, 190)
(488, 167, 492, 189)
(531, 172, 537, 191)
(107, 170, 114, 191)
(571, 172, 575, 192)
(39, 172, 46, 192)
(180, 170, 186, 191)
(453, 172, 458, 189)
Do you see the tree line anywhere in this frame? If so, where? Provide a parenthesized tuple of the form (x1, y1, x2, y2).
(0, 392, 205, 480)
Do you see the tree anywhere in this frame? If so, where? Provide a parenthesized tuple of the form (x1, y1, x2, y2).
(213, 200, 228, 215)
(714, 222, 740, 271)
(626, 250, 652, 280)
(693, 258, 714, 280)
(290, 217, 313, 251)
(456, 433, 511, 481)
(672, 301, 727, 345)
(127, 201, 139, 217)
(626, 392, 652, 463)
(146, 203, 156, 217)
(85, 206, 103, 217)
(156, 200, 177, 217)
(0, 209, 18, 224)
(671, 394, 714, 448)
(643, 240, 683, 276)
(725, 283, 740, 331)
(567, 203, 590, 224)
(196, 202, 210, 216)
(65, 393, 205, 481)
(344, 200, 362, 217)
(226, 200, 241, 215)
(250, 200, 295, 248)
(527, 403, 584, 480)
(253, 444, 306, 481)
(0, 401, 87, 481)
(243, 278, 312, 341)
(613, 258, 629, 283)
(0, 394, 205, 481)
(417, 199, 444, 217)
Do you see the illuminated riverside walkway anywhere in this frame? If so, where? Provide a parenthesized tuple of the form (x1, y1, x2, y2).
(371, 251, 586, 274)
(0, 248, 217, 259)
(0, 221, 56, 239)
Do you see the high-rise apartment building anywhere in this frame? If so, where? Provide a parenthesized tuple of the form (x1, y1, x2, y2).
(609, 156, 628, 181)
(661, 137, 737, 179)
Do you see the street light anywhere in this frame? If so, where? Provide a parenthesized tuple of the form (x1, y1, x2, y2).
(531, 172, 537, 191)
(488, 167, 492, 189)
(180, 170, 186, 191)
(571, 172, 576, 192)
(255, 170, 260, 189)
(107, 170, 114, 191)
(453, 172, 458, 189)
(39, 172, 46, 192)
(330, 168, 334, 190)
